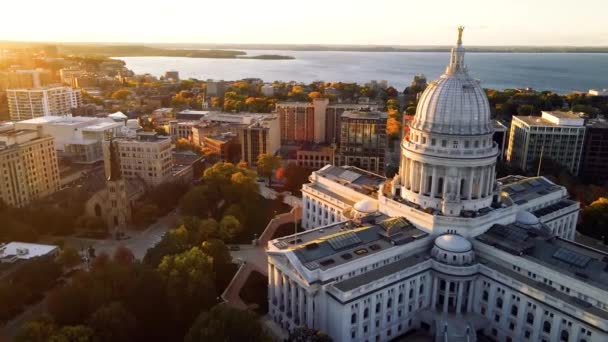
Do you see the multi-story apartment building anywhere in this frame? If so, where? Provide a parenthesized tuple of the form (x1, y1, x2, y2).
(103, 132, 173, 186)
(240, 115, 280, 166)
(579, 118, 608, 183)
(276, 99, 381, 145)
(335, 111, 387, 175)
(14, 116, 123, 163)
(7, 86, 82, 121)
(5, 69, 52, 89)
(506, 111, 586, 175)
(0, 124, 60, 207)
(266, 29, 601, 342)
(296, 145, 336, 170)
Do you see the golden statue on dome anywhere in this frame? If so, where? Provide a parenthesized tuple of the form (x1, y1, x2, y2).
(457, 26, 465, 44)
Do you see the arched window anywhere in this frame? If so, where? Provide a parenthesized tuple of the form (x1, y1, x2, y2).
(526, 312, 534, 324)
(543, 321, 551, 333)
(363, 308, 369, 319)
(376, 303, 381, 313)
(560, 330, 569, 342)
(94, 203, 102, 216)
(496, 297, 503, 309)
(409, 289, 414, 299)
(387, 298, 392, 308)
(351, 313, 357, 324)
(398, 293, 403, 303)
(482, 291, 488, 301)
(419, 284, 424, 294)
(511, 305, 518, 316)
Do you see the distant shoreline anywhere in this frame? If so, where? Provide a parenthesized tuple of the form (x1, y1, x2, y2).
(1, 41, 607, 54)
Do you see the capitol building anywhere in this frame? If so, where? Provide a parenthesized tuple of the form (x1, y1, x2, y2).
(266, 28, 607, 342)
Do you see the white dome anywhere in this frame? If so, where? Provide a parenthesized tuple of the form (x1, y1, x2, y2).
(353, 199, 378, 213)
(434, 234, 472, 253)
(410, 30, 493, 136)
(516, 211, 540, 226)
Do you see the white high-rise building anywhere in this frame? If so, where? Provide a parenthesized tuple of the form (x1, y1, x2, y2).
(266, 28, 604, 342)
(7, 86, 82, 121)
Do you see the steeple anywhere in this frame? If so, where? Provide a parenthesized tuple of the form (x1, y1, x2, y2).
(107, 139, 122, 181)
(445, 26, 467, 75)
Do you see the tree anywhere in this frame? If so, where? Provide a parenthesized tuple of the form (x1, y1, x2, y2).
(88, 302, 136, 342)
(282, 163, 312, 193)
(288, 327, 333, 342)
(184, 305, 270, 342)
(154, 127, 168, 135)
(111, 89, 132, 101)
(50, 326, 95, 342)
(308, 91, 322, 99)
(201, 239, 232, 270)
(14, 318, 56, 342)
(143, 225, 192, 267)
(517, 104, 535, 115)
(113, 246, 135, 265)
(580, 197, 608, 242)
(58, 246, 82, 269)
(218, 215, 241, 241)
(157, 247, 216, 331)
(257, 154, 281, 186)
(180, 185, 212, 218)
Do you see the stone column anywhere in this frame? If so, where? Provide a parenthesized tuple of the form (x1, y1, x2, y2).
(466, 280, 475, 313)
(478, 167, 486, 198)
(420, 163, 426, 195)
(530, 303, 543, 342)
(431, 167, 438, 198)
(468, 168, 475, 200)
(268, 264, 275, 302)
(442, 280, 450, 313)
(456, 281, 464, 313)
(408, 159, 415, 192)
(455, 172, 462, 199)
(282, 274, 288, 311)
(431, 277, 438, 309)
(298, 286, 304, 325)
(290, 280, 296, 318)
(403, 157, 409, 189)
(275, 268, 282, 306)
(414, 278, 421, 311)
(306, 292, 314, 328)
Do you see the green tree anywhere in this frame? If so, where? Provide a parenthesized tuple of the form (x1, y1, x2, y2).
(201, 239, 232, 271)
(517, 104, 535, 115)
(111, 89, 132, 101)
(14, 318, 56, 342)
(88, 302, 136, 342)
(288, 326, 333, 342)
(581, 197, 608, 243)
(218, 215, 241, 241)
(50, 325, 95, 342)
(185, 305, 270, 342)
(157, 247, 216, 332)
(143, 225, 192, 267)
(257, 154, 281, 186)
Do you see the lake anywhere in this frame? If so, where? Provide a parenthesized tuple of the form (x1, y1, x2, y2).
(114, 50, 608, 94)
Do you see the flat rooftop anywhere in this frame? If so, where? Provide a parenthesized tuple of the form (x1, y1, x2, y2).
(476, 223, 608, 292)
(316, 165, 386, 198)
(341, 111, 387, 120)
(273, 215, 428, 272)
(499, 176, 563, 206)
(0, 242, 59, 260)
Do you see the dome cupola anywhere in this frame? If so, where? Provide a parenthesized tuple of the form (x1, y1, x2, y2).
(410, 26, 493, 136)
(431, 234, 475, 265)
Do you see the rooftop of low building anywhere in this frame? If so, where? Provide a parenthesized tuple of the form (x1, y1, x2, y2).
(476, 223, 608, 292)
(314, 165, 386, 198)
(272, 215, 428, 272)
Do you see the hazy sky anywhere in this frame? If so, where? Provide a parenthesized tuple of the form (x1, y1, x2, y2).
(2, 0, 607, 46)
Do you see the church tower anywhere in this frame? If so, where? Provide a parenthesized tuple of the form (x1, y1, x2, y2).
(398, 27, 499, 216)
(106, 139, 131, 232)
